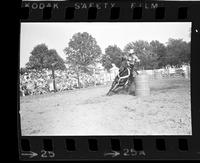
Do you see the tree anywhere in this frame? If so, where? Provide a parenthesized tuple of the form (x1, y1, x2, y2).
(64, 32, 102, 87)
(26, 43, 66, 92)
(101, 54, 113, 72)
(101, 45, 124, 71)
(165, 38, 190, 67)
(26, 44, 49, 70)
(149, 40, 167, 69)
(26, 44, 66, 71)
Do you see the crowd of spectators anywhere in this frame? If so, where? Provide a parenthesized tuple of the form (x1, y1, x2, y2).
(19, 69, 104, 96)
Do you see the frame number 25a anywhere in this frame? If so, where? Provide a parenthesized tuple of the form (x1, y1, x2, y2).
(123, 148, 146, 157)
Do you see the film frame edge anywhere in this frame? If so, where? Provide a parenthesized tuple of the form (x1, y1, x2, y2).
(18, 0, 200, 161)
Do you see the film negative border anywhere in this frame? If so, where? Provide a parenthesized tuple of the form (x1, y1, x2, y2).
(18, 0, 200, 161)
(19, 136, 200, 160)
(20, 0, 199, 22)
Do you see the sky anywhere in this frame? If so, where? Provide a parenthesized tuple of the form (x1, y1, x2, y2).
(20, 22, 191, 68)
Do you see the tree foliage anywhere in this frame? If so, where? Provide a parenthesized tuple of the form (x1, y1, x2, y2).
(26, 44, 66, 70)
(101, 54, 113, 72)
(149, 40, 167, 68)
(64, 32, 102, 87)
(165, 38, 190, 67)
(44, 49, 66, 70)
(101, 45, 124, 71)
(64, 32, 102, 70)
(124, 39, 190, 69)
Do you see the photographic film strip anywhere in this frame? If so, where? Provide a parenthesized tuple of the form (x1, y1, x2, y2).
(18, 0, 200, 161)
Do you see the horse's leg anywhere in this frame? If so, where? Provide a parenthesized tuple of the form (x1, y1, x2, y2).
(106, 84, 114, 95)
(106, 86, 115, 95)
(106, 91, 114, 96)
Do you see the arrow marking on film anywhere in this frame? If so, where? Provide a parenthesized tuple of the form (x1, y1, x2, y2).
(104, 151, 120, 157)
(21, 151, 38, 158)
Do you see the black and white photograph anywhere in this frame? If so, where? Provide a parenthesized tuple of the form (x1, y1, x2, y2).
(19, 22, 191, 136)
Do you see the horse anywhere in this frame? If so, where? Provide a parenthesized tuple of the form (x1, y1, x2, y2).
(106, 55, 140, 96)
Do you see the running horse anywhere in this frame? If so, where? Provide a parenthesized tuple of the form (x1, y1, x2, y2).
(106, 53, 140, 96)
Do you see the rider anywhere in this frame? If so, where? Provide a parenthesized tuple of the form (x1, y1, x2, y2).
(126, 50, 140, 93)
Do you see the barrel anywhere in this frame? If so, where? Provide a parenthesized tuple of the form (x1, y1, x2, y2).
(135, 71, 150, 96)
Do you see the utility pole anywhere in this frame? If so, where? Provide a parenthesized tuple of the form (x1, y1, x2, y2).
(51, 62, 57, 92)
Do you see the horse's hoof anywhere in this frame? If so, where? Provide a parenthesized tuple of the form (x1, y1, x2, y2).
(106, 92, 112, 96)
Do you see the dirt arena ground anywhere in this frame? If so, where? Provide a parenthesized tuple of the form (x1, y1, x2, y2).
(20, 77, 191, 136)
